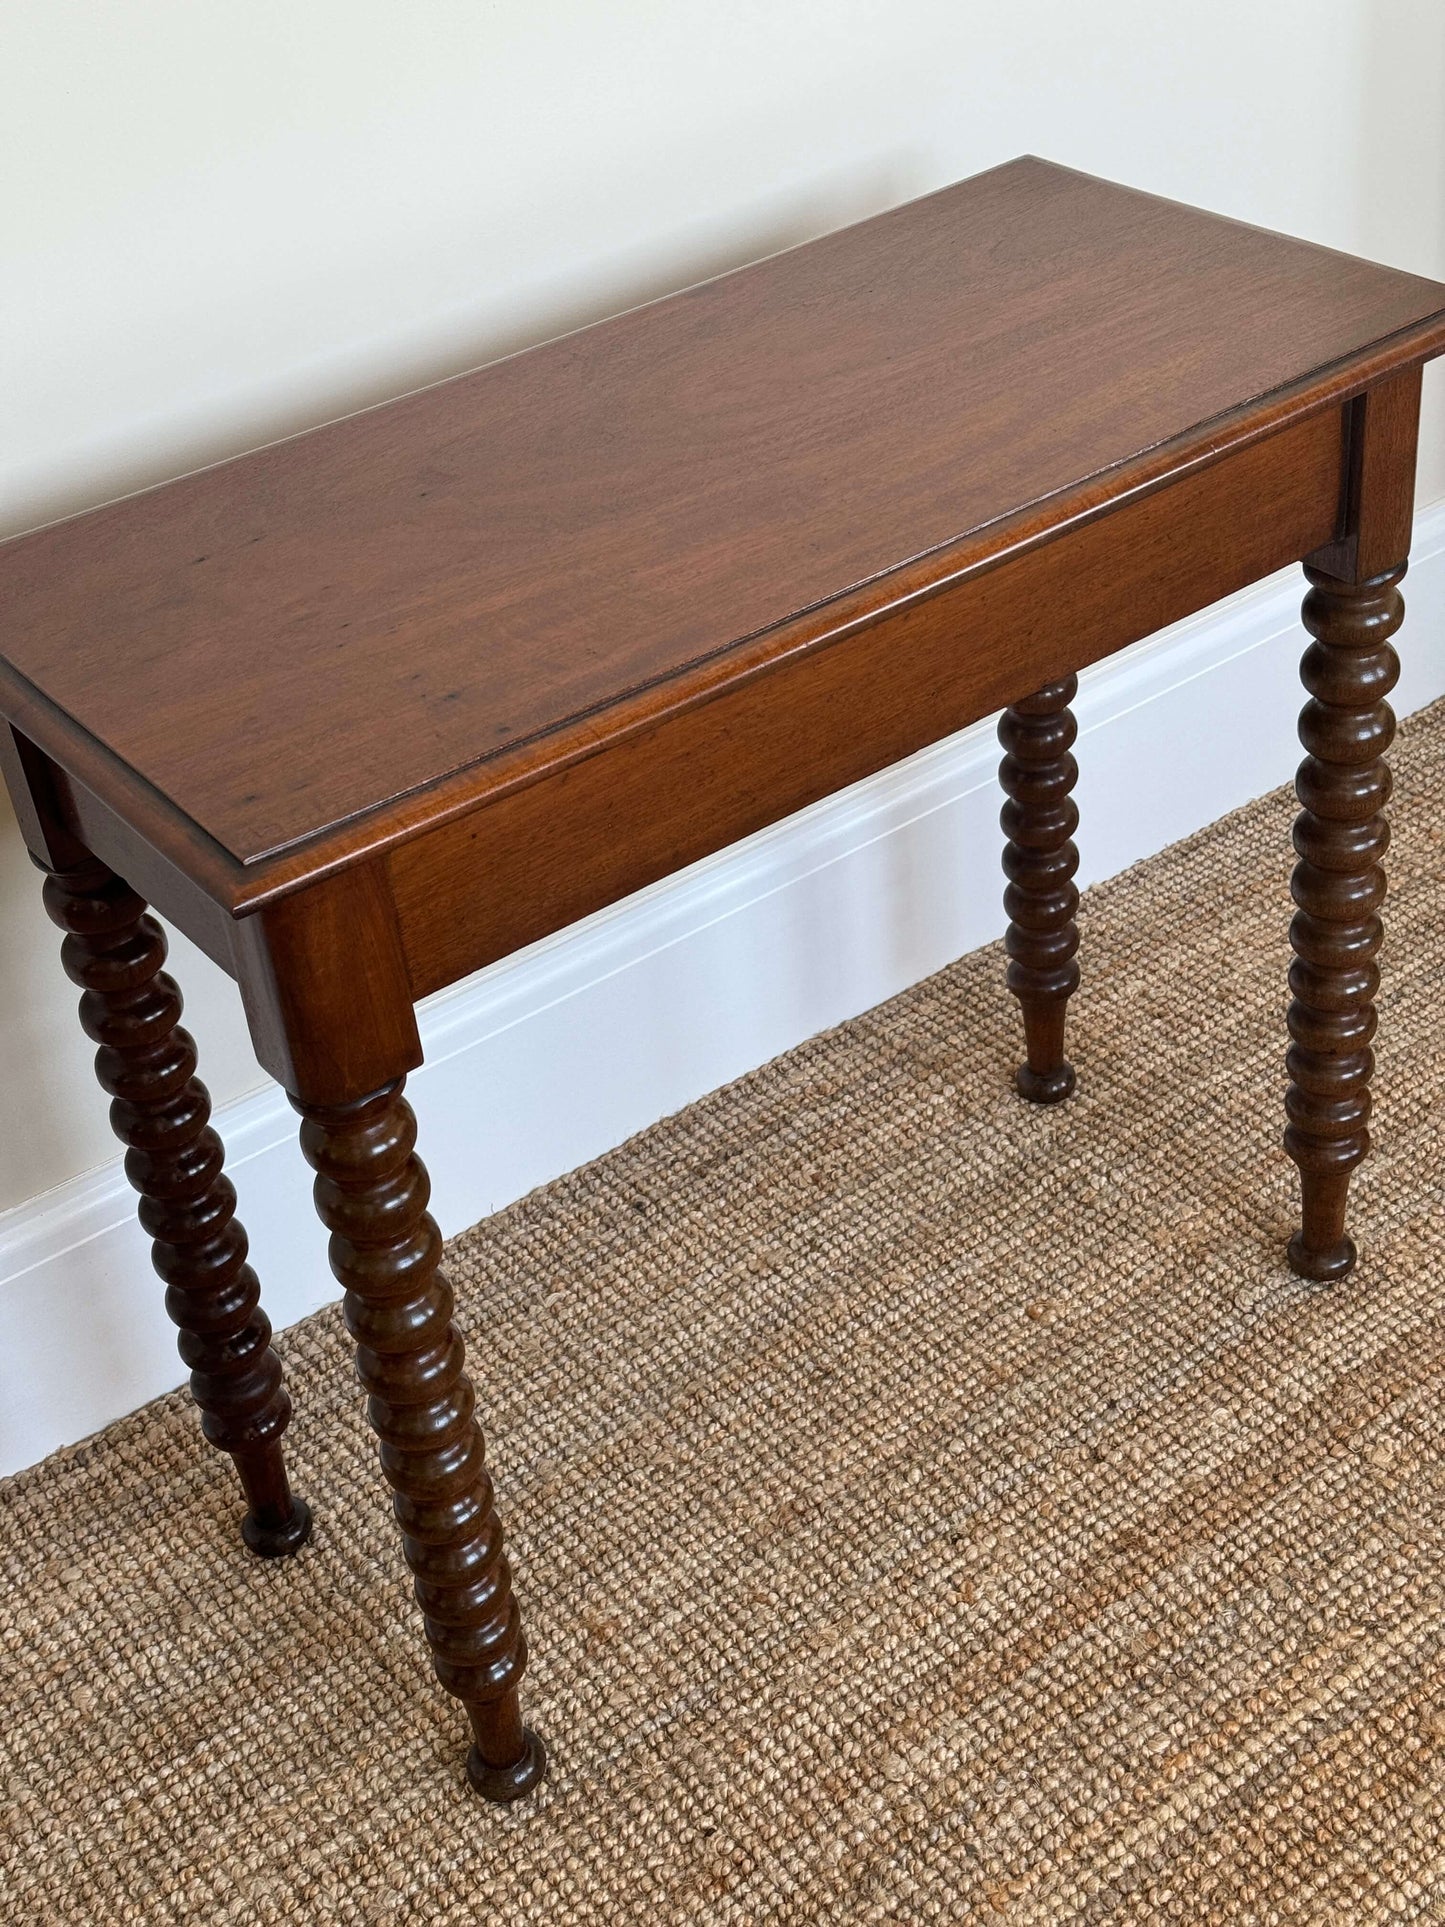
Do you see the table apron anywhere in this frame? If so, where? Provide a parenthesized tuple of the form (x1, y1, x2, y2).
(390, 403, 1346, 1001)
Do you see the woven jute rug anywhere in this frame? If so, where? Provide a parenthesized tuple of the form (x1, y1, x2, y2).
(5, 700, 1445, 1925)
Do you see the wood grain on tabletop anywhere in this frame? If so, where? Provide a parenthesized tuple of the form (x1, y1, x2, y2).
(4, 156, 1445, 873)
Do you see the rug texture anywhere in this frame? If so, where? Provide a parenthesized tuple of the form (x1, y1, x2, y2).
(4, 699, 1445, 1925)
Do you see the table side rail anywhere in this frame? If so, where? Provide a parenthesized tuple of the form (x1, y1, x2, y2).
(390, 404, 1346, 1001)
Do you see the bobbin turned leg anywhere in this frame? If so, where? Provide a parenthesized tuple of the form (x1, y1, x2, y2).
(294, 1079, 545, 1801)
(235, 862, 543, 1793)
(999, 675, 1081, 1103)
(1285, 564, 1403, 1281)
(42, 856, 310, 1554)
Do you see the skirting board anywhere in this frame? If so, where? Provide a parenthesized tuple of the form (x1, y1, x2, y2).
(3, 500, 1444, 1477)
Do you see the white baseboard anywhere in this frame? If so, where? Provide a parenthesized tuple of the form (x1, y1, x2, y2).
(4, 501, 1444, 1477)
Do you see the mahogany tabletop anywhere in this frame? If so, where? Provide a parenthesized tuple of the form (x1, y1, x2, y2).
(4, 155, 1445, 898)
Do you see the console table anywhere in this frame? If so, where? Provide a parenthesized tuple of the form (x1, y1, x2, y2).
(4, 158, 1444, 1802)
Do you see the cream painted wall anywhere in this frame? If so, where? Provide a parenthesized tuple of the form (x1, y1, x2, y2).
(4, 0, 1445, 1213)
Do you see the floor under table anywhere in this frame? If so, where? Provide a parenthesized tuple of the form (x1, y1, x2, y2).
(4, 701, 1445, 1925)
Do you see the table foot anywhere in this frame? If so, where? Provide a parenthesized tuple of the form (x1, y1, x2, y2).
(1015, 1060, 1076, 1106)
(241, 1494, 314, 1558)
(466, 1727, 548, 1803)
(1287, 1230, 1356, 1283)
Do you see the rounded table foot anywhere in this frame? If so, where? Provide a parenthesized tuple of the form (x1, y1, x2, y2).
(466, 1728, 548, 1803)
(1015, 1060, 1076, 1106)
(1287, 1231, 1356, 1283)
(241, 1496, 314, 1558)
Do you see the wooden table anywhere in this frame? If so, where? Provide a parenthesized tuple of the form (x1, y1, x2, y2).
(4, 158, 1445, 1801)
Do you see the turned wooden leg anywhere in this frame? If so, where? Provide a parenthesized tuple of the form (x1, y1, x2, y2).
(42, 857, 310, 1554)
(1285, 563, 1403, 1281)
(999, 675, 1080, 1104)
(294, 1078, 545, 1801)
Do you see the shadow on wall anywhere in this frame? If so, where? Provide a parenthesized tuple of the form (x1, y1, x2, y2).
(5, 149, 929, 540)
